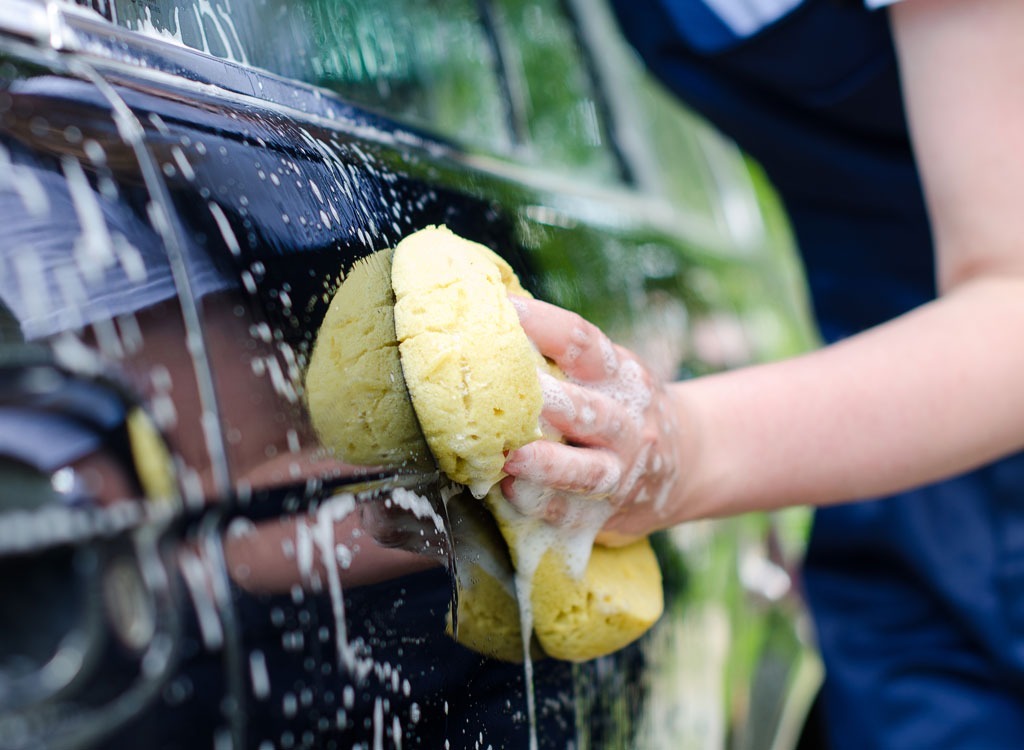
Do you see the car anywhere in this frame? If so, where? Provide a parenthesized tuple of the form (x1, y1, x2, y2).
(0, 1, 822, 748)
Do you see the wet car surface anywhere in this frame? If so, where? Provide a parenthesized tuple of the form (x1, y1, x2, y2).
(0, 1, 821, 748)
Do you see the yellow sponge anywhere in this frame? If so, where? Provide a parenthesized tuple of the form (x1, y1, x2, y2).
(481, 486, 663, 662)
(304, 248, 432, 469)
(531, 538, 664, 661)
(451, 563, 527, 663)
(305, 225, 664, 662)
(391, 226, 544, 498)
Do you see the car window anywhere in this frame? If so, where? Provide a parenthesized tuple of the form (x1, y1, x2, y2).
(94, 0, 514, 154)
(489, 0, 623, 183)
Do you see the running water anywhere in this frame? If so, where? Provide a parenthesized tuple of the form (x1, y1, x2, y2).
(304, 492, 359, 673)
(487, 483, 614, 750)
(299, 488, 447, 744)
(516, 567, 539, 750)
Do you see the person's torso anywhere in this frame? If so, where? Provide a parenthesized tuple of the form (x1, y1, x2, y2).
(610, 0, 933, 342)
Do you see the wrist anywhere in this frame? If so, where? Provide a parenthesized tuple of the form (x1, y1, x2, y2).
(664, 378, 729, 525)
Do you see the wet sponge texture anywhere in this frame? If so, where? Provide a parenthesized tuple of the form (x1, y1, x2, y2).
(391, 226, 544, 497)
(305, 248, 430, 468)
(530, 537, 664, 662)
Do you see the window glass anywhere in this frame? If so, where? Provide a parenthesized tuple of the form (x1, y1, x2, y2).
(491, 0, 622, 182)
(100, 0, 513, 153)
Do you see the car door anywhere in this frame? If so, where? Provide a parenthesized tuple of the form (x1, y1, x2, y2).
(0, 1, 820, 748)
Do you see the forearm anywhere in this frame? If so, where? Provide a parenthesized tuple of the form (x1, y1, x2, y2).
(672, 275, 1024, 522)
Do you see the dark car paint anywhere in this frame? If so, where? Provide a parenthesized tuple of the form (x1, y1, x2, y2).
(0, 3, 821, 749)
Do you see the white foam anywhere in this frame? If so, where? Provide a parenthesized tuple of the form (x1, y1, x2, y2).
(387, 487, 445, 534)
(539, 372, 575, 421)
(598, 332, 620, 376)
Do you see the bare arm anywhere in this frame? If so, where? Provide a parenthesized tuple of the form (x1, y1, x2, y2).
(678, 0, 1024, 519)
(676, 277, 1024, 522)
(503, 0, 1024, 539)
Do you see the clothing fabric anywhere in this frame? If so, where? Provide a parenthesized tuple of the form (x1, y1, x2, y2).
(681, 0, 901, 49)
(609, 1, 1024, 748)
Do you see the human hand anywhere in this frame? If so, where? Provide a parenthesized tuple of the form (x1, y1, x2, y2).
(500, 297, 683, 545)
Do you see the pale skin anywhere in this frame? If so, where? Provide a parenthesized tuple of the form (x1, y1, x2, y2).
(501, 0, 1024, 544)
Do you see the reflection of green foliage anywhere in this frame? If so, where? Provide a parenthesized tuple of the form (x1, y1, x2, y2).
(0, 56, 51, 84)
(137, 0, 515, 155)
(492, 0, 620, 181)
(649, 531, 689, 610)
(301, 0, 510, 152)
(633, 79, 725, 220)
(524, 223, 703, 332)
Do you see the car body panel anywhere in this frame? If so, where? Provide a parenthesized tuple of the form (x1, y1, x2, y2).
(0, 2, 821, 748)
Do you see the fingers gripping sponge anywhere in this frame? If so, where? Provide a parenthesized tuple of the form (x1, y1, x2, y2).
(306, 226, 663, 662)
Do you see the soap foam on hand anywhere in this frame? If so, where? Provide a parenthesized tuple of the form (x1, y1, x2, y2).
(508, 295, 684, 535)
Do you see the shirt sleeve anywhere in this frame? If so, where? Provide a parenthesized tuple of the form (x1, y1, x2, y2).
(864, 0, 903, 7)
